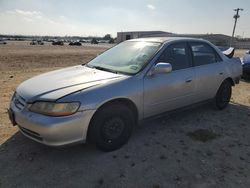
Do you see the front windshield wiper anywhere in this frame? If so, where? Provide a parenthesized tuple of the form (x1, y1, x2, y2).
(87, 65, 120, 74)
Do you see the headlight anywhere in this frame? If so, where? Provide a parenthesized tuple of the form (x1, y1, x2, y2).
(29, 101, 80, 116)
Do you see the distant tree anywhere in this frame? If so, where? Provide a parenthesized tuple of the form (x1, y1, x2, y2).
(103, 34, 112, 40)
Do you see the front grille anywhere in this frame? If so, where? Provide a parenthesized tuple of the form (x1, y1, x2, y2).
(12, 93, 26, 110)
(19, 126, 43, 141)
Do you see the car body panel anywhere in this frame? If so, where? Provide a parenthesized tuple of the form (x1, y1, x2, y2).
(242, 51, 250, 64)
(193, 62, 226, 100)
(143, 67, 196, 117)
(59, 75, 144, 119)
(242, 52, 250, 77)
(16, 65, 125, 103)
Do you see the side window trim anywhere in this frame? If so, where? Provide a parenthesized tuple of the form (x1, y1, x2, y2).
(184, 42, 193, 68)
(204, 43, 223, 62)
(187, 42, 196, 67)
(188, 41, 221, 67)
(186, 42, 194, 67)
(215, 50, 223, 62)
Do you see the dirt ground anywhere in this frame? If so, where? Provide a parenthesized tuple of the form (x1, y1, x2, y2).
(0, 42, 250, 188)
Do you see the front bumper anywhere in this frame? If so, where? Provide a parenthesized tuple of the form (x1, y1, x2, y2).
(9, 98, 95, 146)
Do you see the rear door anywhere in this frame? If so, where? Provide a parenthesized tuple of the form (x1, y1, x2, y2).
(189, 42, 226, 101)
(143, 42, 196, 118)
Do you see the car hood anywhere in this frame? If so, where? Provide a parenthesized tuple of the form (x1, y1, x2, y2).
(16, 65, 125, 103)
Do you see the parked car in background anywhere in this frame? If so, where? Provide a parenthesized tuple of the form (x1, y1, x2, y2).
(98, 40, 109, 43)
(80, 39, 89, 43)
(52, 41, 64, 46)
(30, 40, 44, 45)
(0, 40, 7, 45)
(69, 41, 82, 46)
(30, 40, 38, 45)
(217, 46, 235, 59)
(8, 37, 242, 151)
(242, 50, 250, 78)
(91, 38, 98, 44)
(37, 40, 44, 45)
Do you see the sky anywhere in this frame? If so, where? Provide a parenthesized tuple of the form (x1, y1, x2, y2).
(0, 0, 250, 38)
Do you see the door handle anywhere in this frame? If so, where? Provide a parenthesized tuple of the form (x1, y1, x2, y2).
(219, 72, 224, 75)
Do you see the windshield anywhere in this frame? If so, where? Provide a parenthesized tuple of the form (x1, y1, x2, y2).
(87, 41, 161, 74)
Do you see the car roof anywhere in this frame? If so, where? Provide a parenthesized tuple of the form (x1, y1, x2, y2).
(128, 37, 206, 44)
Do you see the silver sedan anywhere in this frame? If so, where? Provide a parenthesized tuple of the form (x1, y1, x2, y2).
(8, 37, 242, 151)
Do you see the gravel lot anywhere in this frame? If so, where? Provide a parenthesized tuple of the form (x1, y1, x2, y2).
(0, 42, 250, 188)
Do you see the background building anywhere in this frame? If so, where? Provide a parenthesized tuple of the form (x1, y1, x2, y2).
(117, 31, 250, 48)
(116, 31, 172, 43)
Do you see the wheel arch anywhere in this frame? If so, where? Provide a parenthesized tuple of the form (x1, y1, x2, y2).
(215, 77, 234, 96)
(86, 98, 139, 141)
(224, 77, 235, 86)
(214, 77, 233, 110)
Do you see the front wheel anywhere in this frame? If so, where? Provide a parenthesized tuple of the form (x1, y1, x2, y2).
(214, 80, 232, 110)
(88, 104, 134, 152)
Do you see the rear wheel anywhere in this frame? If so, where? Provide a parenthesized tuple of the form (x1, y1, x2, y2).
(214, 80, 232, 110)
(88, 104, 134, 152)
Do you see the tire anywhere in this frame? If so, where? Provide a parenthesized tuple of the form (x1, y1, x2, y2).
(88, 104, 135, 152)
(214, 80, 232, 110)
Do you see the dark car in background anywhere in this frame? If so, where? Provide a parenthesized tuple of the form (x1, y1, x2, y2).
(91, 38, 98, 44)
(69, 41, 82, 46)
(242, 50, 250, 78)
(30, 40, 44, 45)
(52, 41, 64, 46)
(37, 40, 44, 45)
(0, 40, 7, 45)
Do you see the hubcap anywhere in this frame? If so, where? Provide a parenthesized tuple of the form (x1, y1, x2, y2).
(102, 117, 125, 141)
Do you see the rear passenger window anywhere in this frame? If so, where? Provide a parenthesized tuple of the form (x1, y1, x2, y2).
(158, 43, 190, 71)
(190, 42, 221, 66)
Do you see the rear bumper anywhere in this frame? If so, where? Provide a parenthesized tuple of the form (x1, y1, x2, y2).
(10, 101, 95, 146)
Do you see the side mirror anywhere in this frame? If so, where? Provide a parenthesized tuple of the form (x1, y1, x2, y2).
(149, 62, 172, 76)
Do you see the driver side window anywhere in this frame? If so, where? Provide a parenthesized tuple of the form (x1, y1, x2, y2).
(158, 42, 191, 71)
